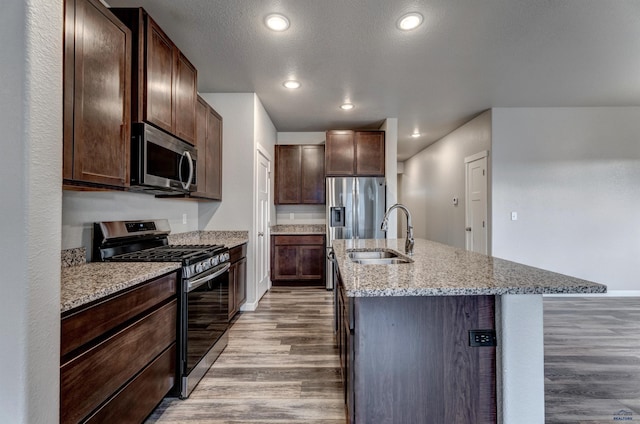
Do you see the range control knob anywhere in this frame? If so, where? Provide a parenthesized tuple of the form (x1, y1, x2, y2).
(211, 255, 219, 266)
(195, 263, 204, 274)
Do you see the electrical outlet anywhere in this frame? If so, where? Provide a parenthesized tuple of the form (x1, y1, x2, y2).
(511, 211, 518, 221)
(182, 213, 187, 225)
(469, 329, 497, 347)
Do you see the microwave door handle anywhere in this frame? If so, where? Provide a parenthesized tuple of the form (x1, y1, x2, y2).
(179, 151, 195, 190)
(184, 151, 194, 190)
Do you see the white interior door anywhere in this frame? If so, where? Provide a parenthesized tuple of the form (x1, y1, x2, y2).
(255, 148, 271, 299)
(465, 151, 488, 254)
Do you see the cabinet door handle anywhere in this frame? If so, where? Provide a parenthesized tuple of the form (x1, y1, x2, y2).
(258, 232, 264, 237)
(465, 227, 472, 232)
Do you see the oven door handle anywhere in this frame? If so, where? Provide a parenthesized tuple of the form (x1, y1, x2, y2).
(185, 262, 230, 292)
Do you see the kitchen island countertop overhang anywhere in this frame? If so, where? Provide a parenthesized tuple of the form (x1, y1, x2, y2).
(332, 238, 607, 297)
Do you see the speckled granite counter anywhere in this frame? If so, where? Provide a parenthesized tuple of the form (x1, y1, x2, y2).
(271, 224, 325, 235)
(168, 230, 249, 248)
(60, 231, 247, 313)
(61, 262, 181, 313)
(333, 238, 606, 297)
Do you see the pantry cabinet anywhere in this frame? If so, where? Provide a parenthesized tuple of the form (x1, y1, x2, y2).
(111, 7, 197, 145)
(63, 0, 131, 189)
(274, 145, 325, 204)
(325, 130, 385, 177)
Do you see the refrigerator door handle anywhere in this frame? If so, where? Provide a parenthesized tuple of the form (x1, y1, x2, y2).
(354, 178, 359, 239)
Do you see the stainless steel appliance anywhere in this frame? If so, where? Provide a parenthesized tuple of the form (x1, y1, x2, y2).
(93, 219, 229, 399)
(130, 123, 198, 195)
(325, 177, 386, 289)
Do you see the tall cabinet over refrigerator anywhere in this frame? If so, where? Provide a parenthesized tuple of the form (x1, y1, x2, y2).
(326, 177, 386, 289)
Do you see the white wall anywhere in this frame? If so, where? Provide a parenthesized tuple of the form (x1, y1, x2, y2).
(380, 119, 399, 239)
(253, 95, 277, 300)
(401, 111, 492, 248)
(198, 93, 254, 231)
(62, 191, 199, 258)
(254, 93, 277, 231)
(0, 0, 62, 422)
(277, 131, 325, 145)
(492, 107, 640, 292)
(199, 93, 277, 306)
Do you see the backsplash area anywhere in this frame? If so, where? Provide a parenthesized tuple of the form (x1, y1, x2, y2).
(62, 190, 199, 258)
(275, 204, 325, 225)
(61, 247, 87, 267)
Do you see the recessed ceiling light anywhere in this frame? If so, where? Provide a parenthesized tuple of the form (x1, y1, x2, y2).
(340, 103, 355, 110)
(265, 14, 290, 31)
(283, 80, 301, 89)
(411, 131, 421, 138)
(397, 12, 423, 31)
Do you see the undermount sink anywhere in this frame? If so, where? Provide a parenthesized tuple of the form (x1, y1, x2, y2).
(349, 250, 399, 260)
(348, 249, 412, 265)
(350, 258, 412, 265)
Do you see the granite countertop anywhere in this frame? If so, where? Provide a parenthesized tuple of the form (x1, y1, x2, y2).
(168, 230, 249, 248)
(332, 238, 607, 297)
(61, 262, 181, 313)
(271, 224, 326, 235)
(60, 230, 249, 313)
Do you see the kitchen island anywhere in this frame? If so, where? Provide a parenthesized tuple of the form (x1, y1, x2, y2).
(331, 238, 606, 424)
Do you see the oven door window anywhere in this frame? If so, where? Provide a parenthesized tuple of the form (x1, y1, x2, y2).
(185, 273, 229, 374)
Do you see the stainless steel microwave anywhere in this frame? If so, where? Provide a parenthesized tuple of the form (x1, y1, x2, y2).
(130, 123, 198, 194)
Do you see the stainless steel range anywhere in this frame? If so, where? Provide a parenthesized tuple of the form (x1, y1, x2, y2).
(93, 219, 230, 398)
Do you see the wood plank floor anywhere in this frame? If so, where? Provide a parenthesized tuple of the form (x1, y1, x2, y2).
(146, 287, 346, 424)
(544, 297, 640, 423)
(146, 291, 640, 423)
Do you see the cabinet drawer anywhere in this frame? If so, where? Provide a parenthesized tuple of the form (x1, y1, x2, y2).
(61, 272, 177, 357)
(272, 235, 325, 246)
(85, 343, 176, 424)
(61, 300, 177, 424)
(229, 243, 247, 263)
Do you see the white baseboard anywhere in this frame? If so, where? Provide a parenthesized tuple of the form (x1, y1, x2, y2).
(544, 290, 640, 298)
(239, 300, 258, 312)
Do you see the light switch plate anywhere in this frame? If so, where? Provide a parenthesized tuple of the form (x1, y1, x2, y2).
(511, 211, 518, 221)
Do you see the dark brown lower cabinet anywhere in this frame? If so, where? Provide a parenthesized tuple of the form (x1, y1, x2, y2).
(228, 243, 247, 319)
(271, 235, 325, 285)
(60, 272, 178, 424)
(336, 277, 496, 423)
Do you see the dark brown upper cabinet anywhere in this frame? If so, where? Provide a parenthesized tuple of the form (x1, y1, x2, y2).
(191, 96, 222, 200)
(111, 8, 197, 145)
(325, 130, 385, 177)
(63, 0, 132, 189)
(275, 145, 325, 205)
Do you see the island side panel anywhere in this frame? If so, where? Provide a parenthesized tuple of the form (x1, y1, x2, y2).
(497, 294, 544, 424)
(353, 295, 497, 424)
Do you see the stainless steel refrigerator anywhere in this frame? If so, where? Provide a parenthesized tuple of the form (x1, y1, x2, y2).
(326, 177, 386, 289)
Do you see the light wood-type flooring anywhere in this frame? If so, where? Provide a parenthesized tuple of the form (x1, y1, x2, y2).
(544, 297, 640, 423)
(145, 290, 640, 423)
(146, 287, 346, 424)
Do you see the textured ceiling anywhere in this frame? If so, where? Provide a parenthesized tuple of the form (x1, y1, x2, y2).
(107, 0, 640, 160)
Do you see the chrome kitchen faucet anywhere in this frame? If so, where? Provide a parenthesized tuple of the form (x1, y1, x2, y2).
(381, 203, 414, 255)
